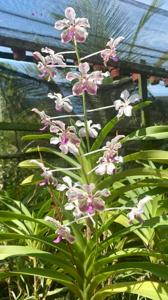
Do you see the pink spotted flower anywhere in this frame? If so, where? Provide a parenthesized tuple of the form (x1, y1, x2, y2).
(66, 62, 104, 95)
(101, 37, 124, 66)
(55, 7, 90, 43)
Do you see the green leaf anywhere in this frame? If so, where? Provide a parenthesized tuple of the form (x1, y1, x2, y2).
(91, 116, 118, 151)
(0, 246, 81, 283)
(20, 174, 41, 185)
(89, 262, 168, 293)
(122, 125, 168, 142)
(91, 281, 168, 300)
(25, 147, 80, 168)
(97, 167, 168, 190)
(96, 248, 168, 267)
(0, 233, 70, 256)
(22, 133, 52, 141)
(18, 160, 43, 169)
(0, 268, 81, 298)
(99, 215, 168, 253)
(109, 178, 168, 200)
(124, 150, 168, 164)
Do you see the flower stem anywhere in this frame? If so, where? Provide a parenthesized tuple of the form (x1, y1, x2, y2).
(74, 38, 81, 64)
(80, 50, 103, 61)
(73, 38, 90, 152)
(82, 92, 90, 152)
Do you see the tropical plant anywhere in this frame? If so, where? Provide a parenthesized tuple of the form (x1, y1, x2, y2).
(1, 5, 168, 300)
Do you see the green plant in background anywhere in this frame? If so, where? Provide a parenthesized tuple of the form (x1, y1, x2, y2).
(1, 6, 168, 300)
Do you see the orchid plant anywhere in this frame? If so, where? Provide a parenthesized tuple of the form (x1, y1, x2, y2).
(1, 6, 168, 300)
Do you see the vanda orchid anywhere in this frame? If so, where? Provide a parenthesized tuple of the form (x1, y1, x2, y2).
(31, 5, 151, 244)
(5, 6, 167, 300)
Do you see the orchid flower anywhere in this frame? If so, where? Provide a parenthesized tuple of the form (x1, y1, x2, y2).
(50, 123, 80, 155)
(75, 120, 101, 138)
(101, 37, 124, 65)
(32, 108, 52, 131)
(77, 184, 110, 214)
(31, 160, 57, 187)
(57, 176, 80, 192)
(48, 93, 73, 112)
(45, 216, 75, 244)
(60, 180, 110, 216)
(32, 108, 67, 132)
(33, 48, 65, 80)
(95, 135, 124, 175)
(41, 47, 65, 65)
(114, 90, 140, 118)
(55, 7, 90, 43)
(32, 108, 80, 155)
(66, 62, 104, 95)
(128, 196, 152, 223)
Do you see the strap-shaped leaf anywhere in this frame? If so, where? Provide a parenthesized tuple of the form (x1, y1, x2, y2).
(91, 116, 118, 151)
(0, 268, 81, 298)
(90, 281, 168, 300)
(0, 233, 69, 256)
(124, 150, 168, 164)
(109, 178, 168, 200)
(97, 167, 168, 190)
(122, 125, 168, 142)
(96, 248, 168, 267)
(25, 147, 80, 167)
(99, 215, 168, 252)
(0, 245, 80, 283)
(89, 262, 168, 293)
(22, 133, 52, 141)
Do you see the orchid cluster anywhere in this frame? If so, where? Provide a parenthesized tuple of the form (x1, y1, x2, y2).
(31, 7, 149, 245)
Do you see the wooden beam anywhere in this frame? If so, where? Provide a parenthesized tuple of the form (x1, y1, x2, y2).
(1, 48, 168, 78)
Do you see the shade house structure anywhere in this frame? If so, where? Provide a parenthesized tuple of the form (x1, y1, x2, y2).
(0, 0, 168, 160)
